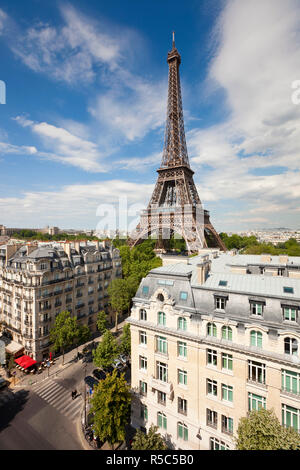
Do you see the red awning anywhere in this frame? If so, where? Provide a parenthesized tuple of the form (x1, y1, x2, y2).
(15, 355, 37, 369)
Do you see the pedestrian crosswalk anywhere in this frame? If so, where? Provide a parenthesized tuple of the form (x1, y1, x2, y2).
(32, 379, 83, 422)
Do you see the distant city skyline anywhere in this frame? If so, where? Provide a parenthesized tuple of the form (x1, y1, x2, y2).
(1, 1, 300, 232)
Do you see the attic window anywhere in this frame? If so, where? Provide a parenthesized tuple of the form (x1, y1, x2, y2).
(283, 287, 294, 294)
(219, 280, 228, 287)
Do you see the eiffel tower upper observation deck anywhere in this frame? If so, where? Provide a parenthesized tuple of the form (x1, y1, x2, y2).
(128, 34, 226, 253)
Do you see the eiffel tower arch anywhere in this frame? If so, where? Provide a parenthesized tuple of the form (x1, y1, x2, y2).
(128, 34, 226, 254)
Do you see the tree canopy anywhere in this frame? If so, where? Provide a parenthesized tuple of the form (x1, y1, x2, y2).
(90, 370, 131, 449)
(119, 323, 131, 357)
(49, 310, 79, 364)
(235, 408, 300, 450)
(96, 310, 109, 335)
(131, 424, 167, 450)
(92, 329, 119, 370)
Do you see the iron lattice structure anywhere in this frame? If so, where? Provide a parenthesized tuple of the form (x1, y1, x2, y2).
(129, 36, 226, 253)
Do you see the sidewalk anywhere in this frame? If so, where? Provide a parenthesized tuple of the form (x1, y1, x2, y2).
(11, 319, 127, 389)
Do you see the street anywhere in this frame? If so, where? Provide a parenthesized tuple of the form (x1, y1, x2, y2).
(0, 329, 131, 450)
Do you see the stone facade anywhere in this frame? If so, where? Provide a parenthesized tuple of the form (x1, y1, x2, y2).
(0, 240, 122, 361)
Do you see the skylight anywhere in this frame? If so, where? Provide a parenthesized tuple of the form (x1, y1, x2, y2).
(219, 280, 228, 287)
(283, 287, 294, 294)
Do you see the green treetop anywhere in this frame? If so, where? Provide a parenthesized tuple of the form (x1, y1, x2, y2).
(235, 408, 300, 450)
(90, 370, 131, 449)
(49, 310, 79, 365)
(131, 424, 167, 450)
(92, 329, 119, 370)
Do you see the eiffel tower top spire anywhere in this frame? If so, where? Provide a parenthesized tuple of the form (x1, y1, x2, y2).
(160, 33, 190, 169)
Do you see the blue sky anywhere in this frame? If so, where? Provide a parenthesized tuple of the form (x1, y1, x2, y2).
(0, 0, 300, 232)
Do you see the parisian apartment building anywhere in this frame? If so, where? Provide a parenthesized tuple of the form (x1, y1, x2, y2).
(0, 240, 122, 361)
(128, 250, 300, 450)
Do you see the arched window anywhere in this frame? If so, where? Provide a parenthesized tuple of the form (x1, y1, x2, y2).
(157, 412, 167, 430)
(178, 317, 187, 331)
(177, 422, 188, 441)
(250, 330, 262, 348)
(284, 337, 298, 356)
(140, 309, 147, 321)
(221, 325, 232, 341)
(207, 322, 217, 337)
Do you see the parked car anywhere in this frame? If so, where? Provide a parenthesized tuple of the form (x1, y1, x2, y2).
(112, 359, 124, 371)
(92, 369, 106, 381)
(118, 354, 129, 366)
(104, 365, 121, 378)
(0, 377, 8, 390)
(84, 375, 99, 390)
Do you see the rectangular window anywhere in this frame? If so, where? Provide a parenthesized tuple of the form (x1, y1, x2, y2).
(207, 349, 217, 366)
(140, 404, 148, 422)
(139, 356, 147, 372)
(221, 384, 233, 402)
(248, 392, 266, 411)
(210, 437, 230, 450)
(282, 404, 300, 432)
(157, 362, 168, 382)
(221, 415, 233, 435)
(142, 286, 149, 295)
(180, 291, 188, 301)
(207, 409, 217, 428)
(139, 331, 147, 345)
(178, 369, 187, 386)
(215, 297, 226, 310)
(139, 381, 147, 396)
(158, 311, 166, 326)
(222, 353, 233, 371)
(157, 391, 166, 405)
(207, 379, 217, 397)
(282, 369, 300, 395)
(156, 336, 168, 354)
(178, 341, 187, 358)
(283, 307, 297, 322)
(178, 397, 187, 415)
(248, 360, 266, 384)
(251, 302, 263, 316)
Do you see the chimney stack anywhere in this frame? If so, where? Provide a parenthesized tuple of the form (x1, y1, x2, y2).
(196, 256, 211, 285)
(5, 243, 19, 265)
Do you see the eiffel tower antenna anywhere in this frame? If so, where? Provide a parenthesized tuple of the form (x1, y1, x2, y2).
(128, 36, 226, 253)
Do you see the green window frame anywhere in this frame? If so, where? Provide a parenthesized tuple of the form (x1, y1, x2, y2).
(222, 353, 233, 371)
(282, 404, 300, 432)
(221, 384, 233, 402)
(178, 369, 187, 385)
(177, 422, 188, 441)
(250, 330, 262, 348)
(248, 392, 266, 411)
(283, 307, 297, 322)
(157, 336, 168, 354)
(207, 322, 217, 337)
(158, 311, 166, 326)
(178, 317, 187, 331)
(221, 326, 232, 341)
(157, 412, 167, 430)
(178, 341, 187, 358)
(282, 369, 300, 395)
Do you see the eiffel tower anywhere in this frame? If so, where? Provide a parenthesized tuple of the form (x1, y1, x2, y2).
(129, 34, 226, 253)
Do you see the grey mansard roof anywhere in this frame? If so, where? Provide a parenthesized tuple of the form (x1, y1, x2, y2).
(135, 252, 300, 305)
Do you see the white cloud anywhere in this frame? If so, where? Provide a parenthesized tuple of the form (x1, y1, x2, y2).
(0, 180, 154, 229)
(10, 5, 121, 84)
(14, 116, 109, 172)
(188, 0, 300, 229)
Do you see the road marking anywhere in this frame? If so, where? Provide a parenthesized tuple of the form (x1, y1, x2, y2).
(31, 379, 83, 422)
